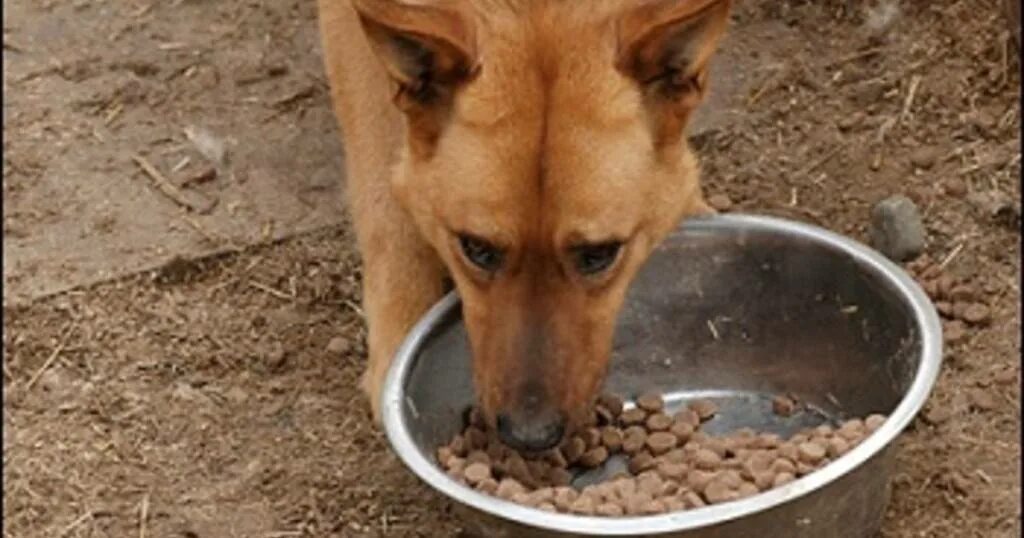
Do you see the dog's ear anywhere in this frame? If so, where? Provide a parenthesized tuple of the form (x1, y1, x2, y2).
(615, 0, 732, 145)
(353, 0, 478, 112)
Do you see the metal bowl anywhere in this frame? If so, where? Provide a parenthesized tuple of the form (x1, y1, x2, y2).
(382, 214, 943, 537)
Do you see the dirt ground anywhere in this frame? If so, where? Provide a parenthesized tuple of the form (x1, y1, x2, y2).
(3, 1, 1021, 537)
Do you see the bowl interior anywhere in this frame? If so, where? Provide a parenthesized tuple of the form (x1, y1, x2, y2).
(399, 216, 924, 457)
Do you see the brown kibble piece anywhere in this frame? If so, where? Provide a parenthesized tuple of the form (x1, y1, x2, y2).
(463, 462, 492, 485)
(865, 414, 886, 432)
(579, 446, 609, 468)
(553, 487, 577, 510)
(581, 427, 602, 448)
(477, 477, 499, 495)
(646, 412, 673, 431)
(798, 442, 827, 463)
(646, 432, 678, 455)
(664, 497, 687, 511)
(704, 477, 737, 504)
(640, 499, 666, 514)
(447, 457, 467, 475)
(752, 471, 774, 491)
(636, 392, 665, 413)
(682, 490, 706, 508)
(778, 443, 799, 461)
(537, 502, 556, 512)
(943, 320, 968, 345)
(621, 407, 648, 426)
(688, 399, 718, 421)
(596, 503, 624, 517)
(657, 461, 688, 480)
(548, 468, 573, 487)
(773, 472, 796, 487)
(670, 420, 695, 443)
(687, 469, 717, 492)
(737, 482, 760, 498)
(569, 495, 596, 515)
(449, 435, 467, 457)
(772, 395, 796, 417)
(673, 408, 701, 427)
(466, 450, 490, 466)
(663, 448, 687, 464)
(496, 478, 526, 499)
(629, 451, 657, 474)
(827, 437, 850, 458)
(598, 393, 625, 417)
(838, 419, 865, 441)
(437, 446, 454, 467)
(601, 427, 624, 452)
(464, 427, 488, 450)
(562, 436, 586, 463)
(622, 426, 647, 454)
(771, 458, 796, 475)
(694, 448, 722, 469)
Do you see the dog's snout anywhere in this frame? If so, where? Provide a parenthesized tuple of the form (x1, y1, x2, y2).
(496, 411, 565, 452)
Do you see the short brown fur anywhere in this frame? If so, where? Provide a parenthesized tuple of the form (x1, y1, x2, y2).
(317, 0, 732, 444)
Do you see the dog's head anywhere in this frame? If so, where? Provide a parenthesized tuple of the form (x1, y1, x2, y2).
(355, 0, 731, 450)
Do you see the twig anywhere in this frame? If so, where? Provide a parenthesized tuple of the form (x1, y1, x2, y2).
(138, 494, 149, 538)
(706, 319, 720, 340)
(24, 324, 74, 390)
(131, 154, 217, 214)
(797, 146, 842, 179)
(825, 46, 889, 68)
(58, 511, 93, 537)
(899, 75, 922, 124)
(249, 280, 294, 301)
(938, 243, 965, 271)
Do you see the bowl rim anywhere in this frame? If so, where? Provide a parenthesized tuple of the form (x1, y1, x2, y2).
(381, 213, 943, 535)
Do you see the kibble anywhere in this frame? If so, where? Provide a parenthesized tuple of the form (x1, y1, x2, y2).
(438, 393, 884, 517)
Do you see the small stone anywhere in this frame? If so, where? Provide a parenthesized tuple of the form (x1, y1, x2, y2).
(325, 337, 351, 354)
(708, 193, 734, 212)
(636, 392, 665, 413)
(772, 395, 796, 417)
(870, 194, 927, 262)
(968, 389, 998, 411)
(688, 399, 718, 421)
(646, 412, 673, 431)
(646, 432, 678, 455)
(909, 147, 941, 170)
(944, 178, 967, 197)
(922, 405, 953, 425)
(962, 303, 991, 325)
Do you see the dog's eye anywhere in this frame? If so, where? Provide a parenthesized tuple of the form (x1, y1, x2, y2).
(459, 235, 504, 273)
(573, 242, 622, 276)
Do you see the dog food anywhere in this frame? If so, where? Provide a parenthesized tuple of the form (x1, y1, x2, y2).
(437, 392, 887, 517)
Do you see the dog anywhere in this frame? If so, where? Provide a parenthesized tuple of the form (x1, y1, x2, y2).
(317, 0, 732, 451)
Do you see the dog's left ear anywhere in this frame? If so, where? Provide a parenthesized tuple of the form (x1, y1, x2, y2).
(615, 0, 732, 145)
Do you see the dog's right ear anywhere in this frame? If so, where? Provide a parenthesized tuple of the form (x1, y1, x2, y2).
(353, 0, 478, 112)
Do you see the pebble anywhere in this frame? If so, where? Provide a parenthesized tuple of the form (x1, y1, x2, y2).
(909, 147, 941, 169)
(870, 194, 927, 262)
(325, 336, 351, 354)
(968, 389, 998, 411)
(943, 320, 968, 345)
(708, 193, 734, 212)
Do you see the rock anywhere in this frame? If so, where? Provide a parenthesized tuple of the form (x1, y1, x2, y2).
(967, 389, 998, 412)
(909, 147, 941, 170)
(870, 195, 927, 262)
(707, 194, 734, 212)
(325, 337, 351, 355)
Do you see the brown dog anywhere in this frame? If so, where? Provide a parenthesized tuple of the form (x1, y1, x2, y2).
(317, 0, 731, 451)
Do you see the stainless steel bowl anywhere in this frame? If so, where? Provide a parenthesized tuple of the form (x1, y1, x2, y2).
(382, 214, 943, 537)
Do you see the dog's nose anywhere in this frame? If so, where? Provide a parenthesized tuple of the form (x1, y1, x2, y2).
(496, 411, 566, 452)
